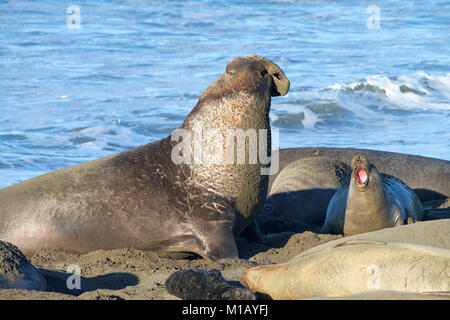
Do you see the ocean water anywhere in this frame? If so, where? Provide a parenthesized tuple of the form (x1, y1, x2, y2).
(1, 0, 449, 188)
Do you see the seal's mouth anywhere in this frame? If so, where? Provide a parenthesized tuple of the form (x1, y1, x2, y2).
(355, 168, 368, 186)
(350, 155, 371, 188)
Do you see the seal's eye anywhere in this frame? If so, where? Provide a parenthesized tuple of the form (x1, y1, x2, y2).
(260, 69, 268, 77)
(226, 70, 235, 75)
(263, 204, 273, 213)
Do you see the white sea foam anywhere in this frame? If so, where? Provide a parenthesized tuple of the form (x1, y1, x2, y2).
(271, 104, 320, 129)
(326, 72, 450, 111)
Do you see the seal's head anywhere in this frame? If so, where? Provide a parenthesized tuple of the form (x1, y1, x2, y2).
(198, 54, 290, 106)
(350, 155, 381, 191)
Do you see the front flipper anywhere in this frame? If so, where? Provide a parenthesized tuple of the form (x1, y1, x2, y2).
(425, 208, 450, 220)
(193, 219, 238, 261)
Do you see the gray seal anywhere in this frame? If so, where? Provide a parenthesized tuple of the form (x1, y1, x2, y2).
(261, 157, 349, 228)
(0, 55, 290, 261)
(321, 155, 424, 235)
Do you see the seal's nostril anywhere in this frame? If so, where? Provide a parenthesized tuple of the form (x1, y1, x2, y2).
(273, 72, 282, 80)
(260, 70, 268, 77)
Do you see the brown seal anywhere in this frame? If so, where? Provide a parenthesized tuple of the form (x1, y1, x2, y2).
(0, 55, 290, 261)
(321, 155, 424, 235)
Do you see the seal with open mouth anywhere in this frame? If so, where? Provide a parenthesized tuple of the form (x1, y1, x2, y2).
(320, 155, 424, 235)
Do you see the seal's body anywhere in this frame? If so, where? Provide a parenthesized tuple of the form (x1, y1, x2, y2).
(0, 241, 47, 291)
(0, 55, 290, 261)
(321, 155, 423, 235)
(261, 157, 349, 227)
(241, 240, 450, 300)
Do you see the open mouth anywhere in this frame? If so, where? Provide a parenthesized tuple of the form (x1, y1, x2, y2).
(355, 168, 368, 185)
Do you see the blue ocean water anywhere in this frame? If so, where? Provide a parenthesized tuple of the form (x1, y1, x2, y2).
(1, 0, 449, 188)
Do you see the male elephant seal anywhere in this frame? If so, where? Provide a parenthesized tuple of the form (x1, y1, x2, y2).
(0, 240, 47, 291)
(0, 55, 290, 261)
(321, 155, 424, 235)
(241, 240, 450, 300)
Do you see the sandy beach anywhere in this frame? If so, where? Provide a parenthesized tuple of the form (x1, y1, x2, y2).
(0, 226, 340, 300)
(1, 207, 450, 300)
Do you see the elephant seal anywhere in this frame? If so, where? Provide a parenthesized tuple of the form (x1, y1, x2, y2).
(423, 198, 450, 220)
(255, 148, 448, 235)
(270, 147, 450, 202)
(0, 240, 47, 291)
(165, 268, 256, 300)
(321, 155, 424, 235)
(260, 157, 349, 228)
(0, 55, 290, 261)
(241, 239, 450, 300)
(299, 218, 450, 256)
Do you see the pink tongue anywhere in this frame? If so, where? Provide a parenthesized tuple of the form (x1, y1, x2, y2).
(356, 168, 368, 184)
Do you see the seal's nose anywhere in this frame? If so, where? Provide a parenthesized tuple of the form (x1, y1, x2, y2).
(262, 59, 289, 97)
(269, 69, 290, 96)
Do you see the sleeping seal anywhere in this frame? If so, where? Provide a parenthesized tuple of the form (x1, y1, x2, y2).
(321, 155, 424, 235)
(0, 55, 290, 261)
(241, 239, 450, 300)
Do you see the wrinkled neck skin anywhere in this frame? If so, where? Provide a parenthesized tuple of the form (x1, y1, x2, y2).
(343, 173, 393, 236)
(183, 72, 272, 131)
(163, 75, 272, 234)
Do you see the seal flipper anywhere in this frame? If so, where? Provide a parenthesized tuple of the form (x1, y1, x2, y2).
(193, 219, 239, 261)
(425, 208, 450, 220)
